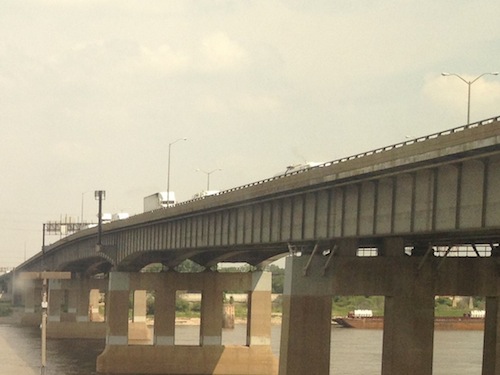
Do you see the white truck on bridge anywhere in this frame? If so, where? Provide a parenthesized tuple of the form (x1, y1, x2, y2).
(143, 192, 176, 212)
(274, 162, 323, 176)
(192, 190, 220, 199)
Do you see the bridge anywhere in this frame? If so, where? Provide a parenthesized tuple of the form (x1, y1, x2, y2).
(0, 267, 13, 275)
(8, 116, 500, 374)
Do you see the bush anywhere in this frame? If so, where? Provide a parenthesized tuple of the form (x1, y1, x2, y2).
(435, 296, 452, 307)
(190, 301, 201, 313)
(0, 305, 12, 317)
(176, 298, 190, 313)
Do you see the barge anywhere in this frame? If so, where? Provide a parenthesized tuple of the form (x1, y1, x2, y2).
(332, 309, 485, 330)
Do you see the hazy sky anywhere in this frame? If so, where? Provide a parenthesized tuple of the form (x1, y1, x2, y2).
(2, 1, 500, 267)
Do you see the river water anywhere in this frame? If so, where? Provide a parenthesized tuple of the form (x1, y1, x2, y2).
(0, 323, 484, 374)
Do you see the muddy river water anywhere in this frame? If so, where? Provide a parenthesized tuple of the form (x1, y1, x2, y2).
(0, 323, 484, 374)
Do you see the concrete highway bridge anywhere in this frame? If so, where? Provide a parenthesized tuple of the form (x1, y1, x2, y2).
(8, 116, 500, 374)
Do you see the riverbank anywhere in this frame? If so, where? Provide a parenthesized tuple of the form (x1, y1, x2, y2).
(160, 313, 283, 326)
(0, 308, 283, 326)
(0, 306, 22, 325)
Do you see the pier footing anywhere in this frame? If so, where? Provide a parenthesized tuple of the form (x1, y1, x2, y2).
(97, 345, 278, 374)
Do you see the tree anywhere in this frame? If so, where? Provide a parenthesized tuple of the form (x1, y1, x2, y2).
(175, 259, 205, 273)
(267, 264, 285, 294)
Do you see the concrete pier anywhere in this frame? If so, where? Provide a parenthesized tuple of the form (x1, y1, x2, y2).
(45, 277, 107, 339)
(278, 238, 500, 375)
(96, 271, 278, 375)
(19, 279, 41, 326)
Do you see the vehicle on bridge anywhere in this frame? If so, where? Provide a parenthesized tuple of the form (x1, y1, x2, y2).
(112, 212, 130, 221)
(274, 161, 323, 176)
(192, 190, 220, 199)
(143, 192, 176, 211)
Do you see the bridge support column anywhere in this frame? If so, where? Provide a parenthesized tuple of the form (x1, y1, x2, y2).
(279, 255, 332, 375)
(200, 277, 223, 345)
(77, 284, 91, 322)
(247, 272, 273, 346)
(97, 271, 278, 375)
(381, 292, 434, 374)
(66, 287, 78, 321)
(106, 272, 130, 346)
(47, 278, 107, 339)
(482, 296, 500, 375)
(20, 279, 41, 326)
(129, 289, 151, 342)
(153, 286, 176, 345)
(381, 251, 435, 375)
(48, 279, 63, 323)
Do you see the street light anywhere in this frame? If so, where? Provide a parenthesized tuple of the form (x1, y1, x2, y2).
(81, 191, 89, 227)
(196, 168, 222, 191)
(167, 138, 187, 206)
(441, 71, 499, 125)
(94, 190, 106, 248)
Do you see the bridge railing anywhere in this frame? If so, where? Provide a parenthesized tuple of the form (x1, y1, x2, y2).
(175, 115, 500, 207)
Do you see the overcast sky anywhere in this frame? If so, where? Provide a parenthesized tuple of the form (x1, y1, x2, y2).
(1, 1, 500, 267)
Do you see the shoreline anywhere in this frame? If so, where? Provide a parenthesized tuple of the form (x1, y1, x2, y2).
(0, 307, 23, 325)
(0, 308, 283, 326)
(161, 315, 283, 326)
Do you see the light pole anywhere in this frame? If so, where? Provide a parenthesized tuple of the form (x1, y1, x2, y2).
(94, 190, 106, 248)
(196, 168, 222, 191)
(81, 191, 89, 227)
(167, 138, 187, 206)
(441, 71, 499, 125)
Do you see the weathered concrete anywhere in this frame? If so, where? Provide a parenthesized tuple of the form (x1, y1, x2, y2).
(483, 296, 500, 374)
(98, 345, 277, 375)
(129, 290, 151, 342)
(96, 271, 278, 375)
(20, 279, 41, 326)
(278, 238, 500, 375)
(44, 278, 107, 339)
(381, 267, 435, 374)
(47, 321, 107, 339)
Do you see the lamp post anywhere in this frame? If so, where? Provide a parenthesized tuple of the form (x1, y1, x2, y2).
(196, 168, 222, 191)
(81, 191, 89, 227)
(167, 138, 187, 206)
(441, 71, 499, 125)
(94, 190, 106, 248)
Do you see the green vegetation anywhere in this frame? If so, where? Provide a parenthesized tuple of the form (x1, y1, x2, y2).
(435, 296, 485, 317)
(141, 261, 286, 293)
(175, 298, 201, 318)
(267, 264, 285, 294)
(175, 259, 205, 273)
(0, 301, 12, 317)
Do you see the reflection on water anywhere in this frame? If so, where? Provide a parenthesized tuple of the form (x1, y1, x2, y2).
(0, 323, 484, 374)
(0, 324, 105, 375)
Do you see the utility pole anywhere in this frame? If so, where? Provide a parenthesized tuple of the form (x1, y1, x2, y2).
(94, 190, 106, 249)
